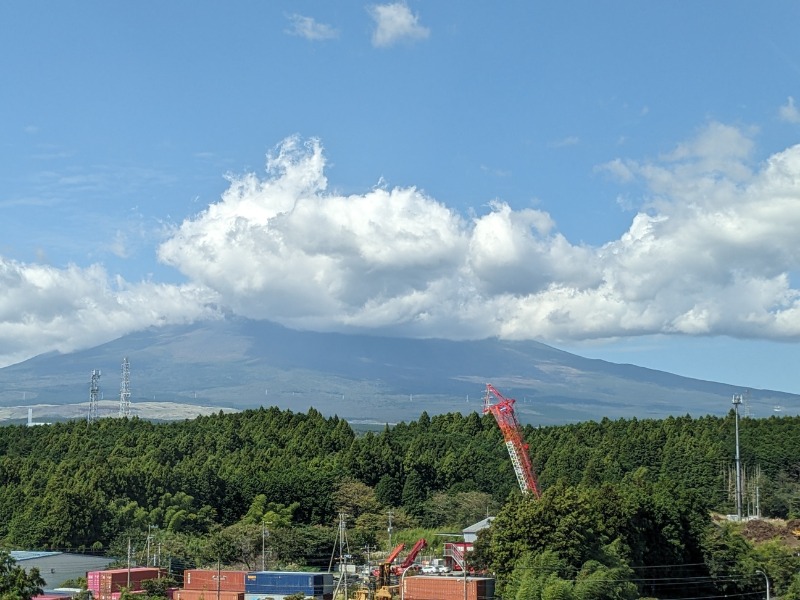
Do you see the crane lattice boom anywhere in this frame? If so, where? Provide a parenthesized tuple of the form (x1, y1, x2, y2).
(483, 383, 541, 498)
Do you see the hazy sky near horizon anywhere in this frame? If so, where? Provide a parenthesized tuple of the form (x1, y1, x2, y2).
(3, 2, 800, 400)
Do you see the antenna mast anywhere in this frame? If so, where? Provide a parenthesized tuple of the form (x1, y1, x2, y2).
(119, 357, 132, 417)
(88, 369, 101, 423)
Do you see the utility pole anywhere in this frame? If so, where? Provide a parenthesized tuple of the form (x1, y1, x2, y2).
(330, 513, 350, 600)
(338, 513, 348, 600)
(215, 560, 225, 600)
(261, 523, 268, 571)
(364, 544, 375, 575)
(146, 525, 152, 567)
(387, 511, 393, 550)
(127, 537, 132, 588)
(733, 394, 743, 521)
(756, 484, 761, 519)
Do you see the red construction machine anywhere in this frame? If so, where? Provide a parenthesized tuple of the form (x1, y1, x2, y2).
(373, 538, 428, 581)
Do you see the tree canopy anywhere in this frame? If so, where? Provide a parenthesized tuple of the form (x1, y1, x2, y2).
(0, 551, 45, 600)
(2, 407, 800, 598)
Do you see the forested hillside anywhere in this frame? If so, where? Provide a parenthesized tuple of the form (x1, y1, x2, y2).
(2, 407, 800, 599)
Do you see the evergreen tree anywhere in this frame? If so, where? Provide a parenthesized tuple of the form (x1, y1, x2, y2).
(0, 551, 45, 600)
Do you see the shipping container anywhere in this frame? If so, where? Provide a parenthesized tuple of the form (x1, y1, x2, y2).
(173, 590, 244, 600)
(99, 569, 162, 593)
(88, 568, 163, 586)
(86, 567, 164, 600)
(183, 570, 247, 592)
(87, 572, 100, 594)
(402, 575, 495, 600)
(244, 572, 333, 597)
(245, 595, 325, 600)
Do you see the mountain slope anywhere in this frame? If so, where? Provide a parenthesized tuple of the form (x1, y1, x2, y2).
(0, 318, 796, 425)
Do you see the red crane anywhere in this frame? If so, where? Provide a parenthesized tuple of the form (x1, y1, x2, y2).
(394, 538, 427, 574)
(373, 539, 428, 580)
(385, 543, 406, 564)
(483, 383, 541, 498)
(372, 543, 405, 578)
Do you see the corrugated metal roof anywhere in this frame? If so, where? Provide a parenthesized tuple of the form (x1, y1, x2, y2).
(11, 551, 63, 561)
(462, 517, 494, 533)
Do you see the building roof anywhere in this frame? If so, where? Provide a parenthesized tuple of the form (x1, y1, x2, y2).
(10, 551, 116, 590)
(11, 551, 63, 561)
(462, 517, 494, 533)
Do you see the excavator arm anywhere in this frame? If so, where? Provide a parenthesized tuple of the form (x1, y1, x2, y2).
(385, 543, 405, 564)
(398, 538, 427, 570)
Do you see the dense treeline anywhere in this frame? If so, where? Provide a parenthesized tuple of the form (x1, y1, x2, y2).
(1, 406, 800, 598)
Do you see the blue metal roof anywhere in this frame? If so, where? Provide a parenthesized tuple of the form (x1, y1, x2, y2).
(10, 551, 63, 561)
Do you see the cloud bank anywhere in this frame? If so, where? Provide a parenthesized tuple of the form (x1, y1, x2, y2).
(0, 259, 218, 367)
(3, 123, 800, 368)
(159, 127, 800, 342)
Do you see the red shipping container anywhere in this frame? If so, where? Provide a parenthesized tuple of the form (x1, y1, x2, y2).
(95, 568, 163, 588)
(88, 572, 101, 594)
(402, 576, 495, 600)
(175, 590, 244, 600)
(184, 570, 247, 593)
(88, 567, 164, 600)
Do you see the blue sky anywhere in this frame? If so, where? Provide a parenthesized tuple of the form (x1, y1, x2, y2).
(2, 2, 800, 403)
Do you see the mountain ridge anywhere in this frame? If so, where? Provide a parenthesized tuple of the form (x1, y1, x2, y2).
(0, 317, 796, 425)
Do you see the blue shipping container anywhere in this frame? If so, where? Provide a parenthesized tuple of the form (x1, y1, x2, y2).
(245, 572, 333, 596)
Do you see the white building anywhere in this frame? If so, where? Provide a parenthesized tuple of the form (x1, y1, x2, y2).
(462, 517, 494, 543)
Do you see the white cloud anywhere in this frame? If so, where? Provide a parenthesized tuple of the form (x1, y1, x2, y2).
(0, 259, 219, 368)
(779, 96, 800, 124)
(158, 136, 471, 333)
(7, 122, 800, 368)
(596, 158, 635, 183)
(368, 2, 430, 48)
(158, 128, 800, 344)
(285, 13, 339, 41)
(551, 136, 579, 148)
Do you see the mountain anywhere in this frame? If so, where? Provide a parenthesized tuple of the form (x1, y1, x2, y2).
(0, 317, 797, 426)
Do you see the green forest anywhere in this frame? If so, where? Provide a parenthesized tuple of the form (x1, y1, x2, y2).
(2, 406, 800, 600)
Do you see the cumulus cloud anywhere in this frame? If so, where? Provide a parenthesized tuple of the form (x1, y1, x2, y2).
(285, 13, 339, 41)
(6, 122, 800, 368)
(780, 96, 800, 124)
(0, 259, 219, 368)
(368, 2, 430, 47)
(158, 137, 476, 336)
(157, 128, 800, 344)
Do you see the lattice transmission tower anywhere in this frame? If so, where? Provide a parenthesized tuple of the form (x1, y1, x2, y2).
(119, 356, 132, 418)
(87, 369, 101, 423)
